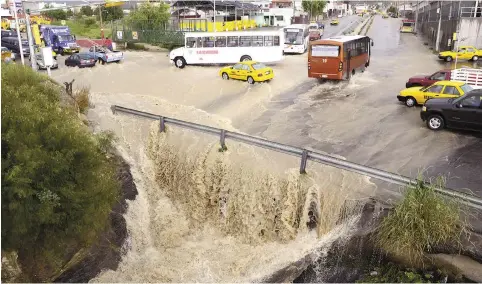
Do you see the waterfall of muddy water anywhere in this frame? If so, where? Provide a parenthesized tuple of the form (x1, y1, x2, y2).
(88, 92, 377, 282)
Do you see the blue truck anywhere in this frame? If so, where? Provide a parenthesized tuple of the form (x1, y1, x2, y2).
(39, 25, 80, 55)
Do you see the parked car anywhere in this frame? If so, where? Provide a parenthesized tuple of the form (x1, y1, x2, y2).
(309, 30, 322, 41)
(1, 29, 15, 38)
(438, 46, 482, 62)
(405, 68, 482, 89)
(219, 61, 274, 84)
(35, 53, 58, 70)
(397, 80, 473, 107)
(421, 89, 482, 131)
(1, 36, 30, 57)
(87, 45, 123, 64)
(65, 53, 96, 68)
(1, 46, 15, 62)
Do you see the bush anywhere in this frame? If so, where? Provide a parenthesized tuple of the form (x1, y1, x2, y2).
(126, 42, 148, 51)
(1, 64, 119, 280)
(375, 179, 467, 266)
(74, 86, 91, 114)
(83, 17, 96, 27)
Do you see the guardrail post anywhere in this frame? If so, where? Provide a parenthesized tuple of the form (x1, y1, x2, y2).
(219, 129, 227, 152)
(300, 150, 308, 174)
(159, 116, 165, 132)
(110, 105, 117, 114)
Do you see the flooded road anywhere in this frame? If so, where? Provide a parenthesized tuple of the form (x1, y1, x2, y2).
(48, 15, 482, 282)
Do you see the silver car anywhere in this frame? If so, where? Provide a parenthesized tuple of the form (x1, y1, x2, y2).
(35, 53, 58, 70)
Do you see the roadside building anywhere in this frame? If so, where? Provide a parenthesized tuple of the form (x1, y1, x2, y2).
(414, 0, 482, 52)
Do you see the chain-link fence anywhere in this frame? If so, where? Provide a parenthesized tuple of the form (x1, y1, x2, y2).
(415, 1, 479, 52)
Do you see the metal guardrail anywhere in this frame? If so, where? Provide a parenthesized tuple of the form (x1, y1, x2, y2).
(460, 6, 482, 18)
(111, 105, 482, 210)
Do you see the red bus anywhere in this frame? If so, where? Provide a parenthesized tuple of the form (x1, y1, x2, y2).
(308, 35, 374, 81)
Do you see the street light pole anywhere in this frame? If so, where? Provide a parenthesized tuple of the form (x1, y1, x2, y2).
(25, 13, 37, 70)
(435, 1, 442, 52)
(213, 0, 216, 32)
(12, 1, 25, 65)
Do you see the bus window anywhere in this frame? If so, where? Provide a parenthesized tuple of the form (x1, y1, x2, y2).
(311, 45, 340, 57)
(264, 36, 273, 46)
(274, 36, 280, 46)
(215, 36, 227, 47)
(186, 37, 197, 48)
(227, 36, 238, 47)
(202, 37, 215, 48)
(239, 36, 252, 47)
(252, 36, 263, 46)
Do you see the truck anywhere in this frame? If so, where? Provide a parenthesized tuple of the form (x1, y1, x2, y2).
(87, 45, 123, 64)
(405, 68, 482, 89)
(39, 25, 80, 55)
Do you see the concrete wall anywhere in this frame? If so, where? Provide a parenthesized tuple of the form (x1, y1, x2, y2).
(458, 18, 482, 48)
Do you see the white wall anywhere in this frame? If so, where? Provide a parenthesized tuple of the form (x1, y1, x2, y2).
(458, 18, 482, 48)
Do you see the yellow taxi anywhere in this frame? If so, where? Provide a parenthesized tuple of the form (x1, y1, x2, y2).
(397, 80, 473, 107)
(219, 61, 274, 84)
(438, 46, 482, 62)
(330, 19, 339, 25)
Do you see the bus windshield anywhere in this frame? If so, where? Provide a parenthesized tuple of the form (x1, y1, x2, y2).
(311, 45, 340, 57)
(284, 29, 303, 44)
(402, 22, 414, 27)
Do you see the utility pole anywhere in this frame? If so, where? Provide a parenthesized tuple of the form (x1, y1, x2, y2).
(12, 1, 25, 65)
(435, 1, 442, 52)
(213, 0, 216, 32)
(25, 13, 37, 70)
(475, 0, 479, 18)
(99, 5, 104, 45)
(414, 1, 419, 33)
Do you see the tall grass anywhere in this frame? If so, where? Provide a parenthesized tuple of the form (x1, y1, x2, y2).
(74, 86, 90, 114)
(375, 178, 468, 266)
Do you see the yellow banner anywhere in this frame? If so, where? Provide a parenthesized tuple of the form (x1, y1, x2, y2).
(105, 0, 123, 7)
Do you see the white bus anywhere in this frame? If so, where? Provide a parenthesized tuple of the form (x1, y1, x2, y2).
(169, 30, 284, 68)
(283, 24, 309, 54)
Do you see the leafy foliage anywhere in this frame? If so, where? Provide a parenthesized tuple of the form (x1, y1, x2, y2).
(375, 179, 467, 265)
(126, 3, 170, 30)
(302, 0, 327, 21)
(1, 64, 119, 279)
(41, 4, 67, 20)
(80, 5, 94, 17)
(96, 6, 124, 21)
(357, 262, 448, 283)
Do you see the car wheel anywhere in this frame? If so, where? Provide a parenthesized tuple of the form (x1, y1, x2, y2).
(174, 57, 186, 69)
(240, 55, 252, 62)
(445, 56, 452, 62)
(247, 76, 255, 84)
(101, 59, 106, 65)
(59, 48, 64, 56)
(472, 55, 479, 61)
(222, 72, 229, 80)
(427, 114, 444, 131)
(405, 96, 416, 107)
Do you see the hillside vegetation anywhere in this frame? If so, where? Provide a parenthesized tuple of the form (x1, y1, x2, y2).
(1, 64, 119, 281)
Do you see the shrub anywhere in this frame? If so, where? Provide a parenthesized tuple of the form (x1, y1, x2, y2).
(1, 64, 119, 280)
(74, 86, 91, 114)
(375, 179, 467, 266)
(83, 17, 96, 27)
(126, 42, 148, 51)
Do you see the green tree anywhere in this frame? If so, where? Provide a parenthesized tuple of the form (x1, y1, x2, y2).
(126, 2, 170, 30)
(302, 0, 327, 21)
(41, 7, 67, 20)
(1, 64, 119, 280)
(66, 8, 73, 18)
(95, 6, 124, 21)
(80, 5, 94, 16)
(387, 5, 398, 16)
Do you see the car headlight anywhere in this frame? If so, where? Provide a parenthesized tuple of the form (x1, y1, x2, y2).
(422, 106, 427, 112)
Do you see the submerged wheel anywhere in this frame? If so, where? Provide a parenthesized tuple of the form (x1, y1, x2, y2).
(405, 96, 416, 107)
(222, 72, 229, 80)
(247, 76, 254, 84)
(445, 56, 453, 62)
(175, 57, 186, 69)
(240, 55, 252, 62)
(427, 114, 444, 131)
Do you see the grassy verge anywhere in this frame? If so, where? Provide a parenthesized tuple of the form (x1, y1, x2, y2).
(357, 262, 450, 283)
(375, 178, 468, 266)
(53, 18, 112, 39)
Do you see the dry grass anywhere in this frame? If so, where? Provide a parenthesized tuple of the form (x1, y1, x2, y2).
(74, 87, 91, 114)
(375, 177, 468, 266)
